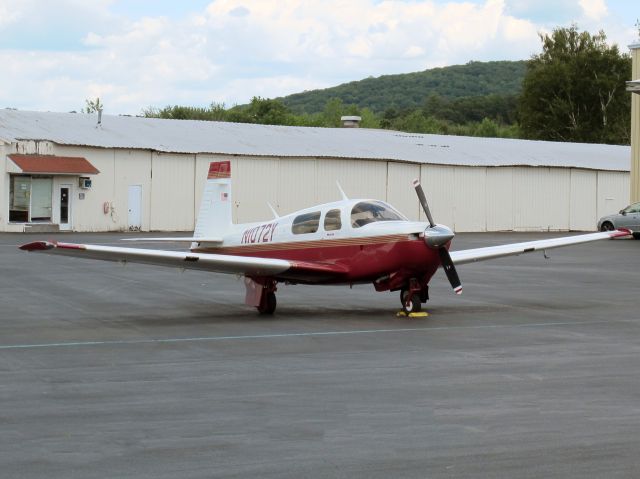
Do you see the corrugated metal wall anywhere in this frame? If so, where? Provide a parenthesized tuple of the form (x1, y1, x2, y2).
(229, 160, 629, 232)
(150, 152, 195, 231)
(1, 144, 631, 232)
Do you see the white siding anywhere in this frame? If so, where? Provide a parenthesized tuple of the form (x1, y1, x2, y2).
(387, 162, 421, 220)
(486, 168, 514, 231)
(277, 158, 317, 217)
(420, 165, 455, 228)
(316, 159, 387, 205)
(194, 154, 214, 223)
(232, 157, 279, 223)
(513, 167, 570, 231)
(570, 169, 597, 231)
(1, 143, 631, 233)
(55, 145, 118, 232)
(150, 153, 195, 231)
(597, 171, 630, 219)
(114, 150, 152, 231)
(453, 167, 486, 232)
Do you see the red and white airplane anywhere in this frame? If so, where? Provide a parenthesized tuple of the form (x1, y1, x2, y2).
(21, 161, 631, 314)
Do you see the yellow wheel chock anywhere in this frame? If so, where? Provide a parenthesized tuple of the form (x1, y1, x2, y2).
(396, 311, 429, 318)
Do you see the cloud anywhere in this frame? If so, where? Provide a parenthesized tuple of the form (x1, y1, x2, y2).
(0, 0, 633, 115)
(578, 0, 607, 21)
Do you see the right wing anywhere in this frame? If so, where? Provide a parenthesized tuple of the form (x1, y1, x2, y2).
(19, 241, 347, 283)
(449, 229, 631, 265)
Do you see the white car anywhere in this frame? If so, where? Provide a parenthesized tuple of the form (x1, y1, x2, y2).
(598, 202, 640, 239)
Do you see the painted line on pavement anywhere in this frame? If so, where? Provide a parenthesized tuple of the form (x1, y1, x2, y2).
(0, 318, 638, 351)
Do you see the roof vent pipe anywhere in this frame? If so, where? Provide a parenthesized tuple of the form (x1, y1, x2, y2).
(97, 108, 103, 126)
(341, 115, 361, 128)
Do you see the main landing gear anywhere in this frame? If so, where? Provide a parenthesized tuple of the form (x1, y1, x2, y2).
(245, 277, 278, 315)
(400, 278, 429, 315)
(258, 290, 277, 315)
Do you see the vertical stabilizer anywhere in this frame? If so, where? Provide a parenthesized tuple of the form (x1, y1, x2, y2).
(194, 161, 233, 238)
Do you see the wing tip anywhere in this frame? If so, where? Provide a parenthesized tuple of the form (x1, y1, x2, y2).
(613, 228, 633, 238)
(19, 241, 55, 251)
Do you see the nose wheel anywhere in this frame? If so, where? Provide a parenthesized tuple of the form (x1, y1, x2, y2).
(401, 289, 422, 314)
(400, 279, 428, 314)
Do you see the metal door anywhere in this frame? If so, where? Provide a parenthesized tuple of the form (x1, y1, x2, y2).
(127, 185, 142, 230)
(58, 184, 72, 230)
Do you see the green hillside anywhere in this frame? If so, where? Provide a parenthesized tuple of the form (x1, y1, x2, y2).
(280, 60, 527, 114)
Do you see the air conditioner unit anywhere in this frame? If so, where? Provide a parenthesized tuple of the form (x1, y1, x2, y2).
(79, 177, 92, 189)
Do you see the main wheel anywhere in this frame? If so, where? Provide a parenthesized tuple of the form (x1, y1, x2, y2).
(600, 221, 615, 231)
(400, 289, 421, 314)
(257, 291, 277, 315)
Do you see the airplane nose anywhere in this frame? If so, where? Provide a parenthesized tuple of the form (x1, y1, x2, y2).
(423, 225, 455, 248)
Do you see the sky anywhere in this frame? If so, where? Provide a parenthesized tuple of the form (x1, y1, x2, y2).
(0, 0, 637, 115)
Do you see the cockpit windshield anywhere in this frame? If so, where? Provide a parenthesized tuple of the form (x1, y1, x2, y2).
(350, 201, 407, 228)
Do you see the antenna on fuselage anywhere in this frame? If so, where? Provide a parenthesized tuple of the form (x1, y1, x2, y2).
(267, 202, 280, 219)
(336, 181, 349, 201)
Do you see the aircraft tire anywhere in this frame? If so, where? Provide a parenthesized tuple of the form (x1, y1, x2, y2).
(401, 289, 422, 314)
(257, 292, 277, 315)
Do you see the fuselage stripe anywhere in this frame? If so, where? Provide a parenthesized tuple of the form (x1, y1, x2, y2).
(193, 234, 412, 254)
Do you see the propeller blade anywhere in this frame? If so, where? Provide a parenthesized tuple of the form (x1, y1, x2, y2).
(438, 247, 462, 295)
(412, 179, 435, 228)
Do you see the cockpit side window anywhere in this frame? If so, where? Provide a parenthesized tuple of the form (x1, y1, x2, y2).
(350, 201, 407, 228)
(324, 209, 342, 231)
(292, 211, 321, 234)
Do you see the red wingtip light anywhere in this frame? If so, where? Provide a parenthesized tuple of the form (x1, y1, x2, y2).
(613, 228, 633, 238)
(19, 241, 55, 251)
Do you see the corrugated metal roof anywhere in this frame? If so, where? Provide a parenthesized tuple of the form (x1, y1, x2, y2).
(0, 109, 630, 172)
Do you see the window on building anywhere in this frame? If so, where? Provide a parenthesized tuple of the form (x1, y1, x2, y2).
(351, 201, 407, 228)
(324, 209, 342, 231)
(292, 211, 321, 234)
(9, 175, 53, 223)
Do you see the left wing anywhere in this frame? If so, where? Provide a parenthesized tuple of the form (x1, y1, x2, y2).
(450, 229, 631, 265)
(19, 241, 347, 282)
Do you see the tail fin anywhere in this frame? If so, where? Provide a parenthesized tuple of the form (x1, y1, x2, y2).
(194, 161, 233, 238)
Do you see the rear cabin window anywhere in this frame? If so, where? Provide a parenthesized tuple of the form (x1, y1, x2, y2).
(324, 209, 342, 231)
(351, 201, 406, 228)
(292, 211, 321, 234)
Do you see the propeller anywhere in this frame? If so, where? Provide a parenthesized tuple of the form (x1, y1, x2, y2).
(413, 179, 462, 295)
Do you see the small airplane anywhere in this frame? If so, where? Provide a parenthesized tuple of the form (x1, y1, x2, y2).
(21, 161, 631, 315)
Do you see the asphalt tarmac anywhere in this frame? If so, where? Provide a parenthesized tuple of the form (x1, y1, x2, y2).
(1, 231, 639, 478)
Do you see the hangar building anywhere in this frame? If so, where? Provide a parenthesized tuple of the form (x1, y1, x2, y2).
(0, 109, 630, 233)
(629, 41, 640, 203)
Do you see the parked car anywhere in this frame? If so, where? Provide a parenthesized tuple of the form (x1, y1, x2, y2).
(598, 202, 640, 239)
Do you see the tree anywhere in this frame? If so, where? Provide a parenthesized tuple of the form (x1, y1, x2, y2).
(244, 96, 292, 125)
(519, 26, 631, 144)
(83, 97, 103, 113)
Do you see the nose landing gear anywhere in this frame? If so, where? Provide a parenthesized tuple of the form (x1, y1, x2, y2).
(400, 278, 429, 315)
